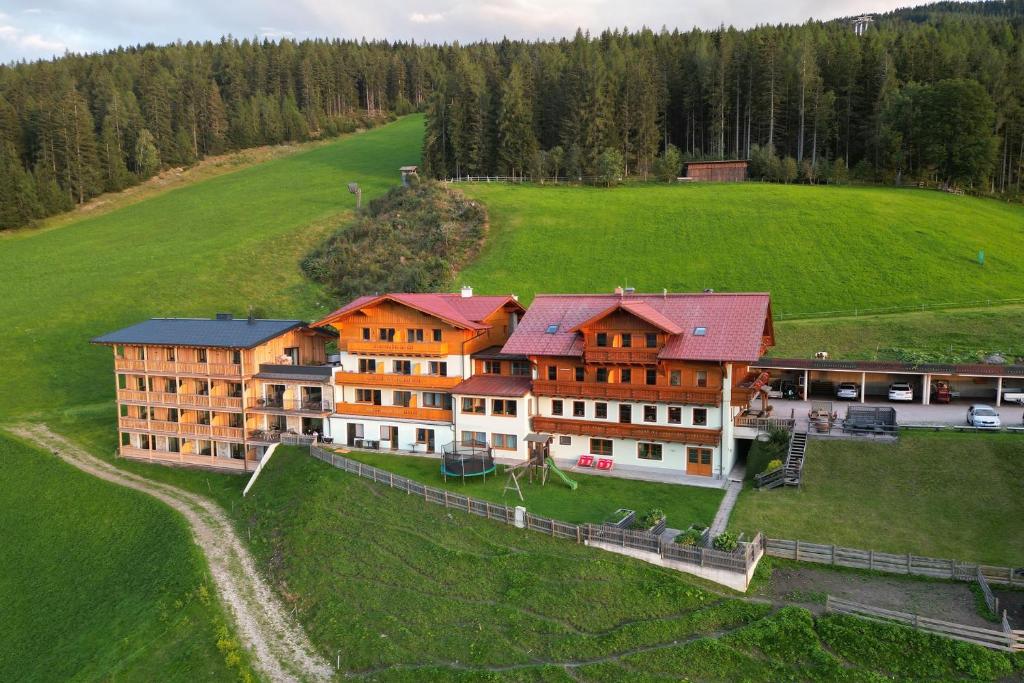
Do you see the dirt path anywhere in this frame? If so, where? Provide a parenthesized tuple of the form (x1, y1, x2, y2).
(12, 423, 333, 683)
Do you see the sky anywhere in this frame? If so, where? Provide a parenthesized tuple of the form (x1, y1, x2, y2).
(1, 0, 913, 63)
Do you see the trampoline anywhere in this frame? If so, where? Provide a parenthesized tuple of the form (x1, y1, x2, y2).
(440, 441, 496, 480)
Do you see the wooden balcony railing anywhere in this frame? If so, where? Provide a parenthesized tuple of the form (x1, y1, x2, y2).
(584, 347, 660, 364)
(347, 340, 449, 356)
(116, 390, 243, 410)
(178, 423, 212, 437)
(148, 419, 180, 434)
(114, 358, 146, 371)
(120, 446, 247, 470)
(334, 372, 462, 390)
(116, 389, 149, 402)
(532, 380, 721, 406)
(115, 358, 243, 377)
(247, 397, 334, 413)
(211, 425, 244, 440)
(532, 416, 720, 446)
(333, 402, 453, 422)
(734, 415, 796, 430)
(118, 417, 149, 430)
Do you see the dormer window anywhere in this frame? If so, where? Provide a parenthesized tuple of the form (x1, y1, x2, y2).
(545, 324, 558, 334)
(694, 327, 707, 336)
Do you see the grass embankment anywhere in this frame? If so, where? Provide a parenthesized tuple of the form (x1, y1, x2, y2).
(234, 446, 1021, 680)
(730, 432, 1024, 566)
(0, 433, 248, 681)
(343, 450, 723, 528)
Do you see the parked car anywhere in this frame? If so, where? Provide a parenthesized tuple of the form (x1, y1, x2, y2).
(766, 379, 799, 399)
(835, 382, 859, 400)
(888, 382, 914, 401)
(1003, 387, 1024, 405)
(967, 404, 1001, 428)
(929, 381, 955, 404)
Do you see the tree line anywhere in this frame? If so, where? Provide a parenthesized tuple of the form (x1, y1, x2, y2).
(2, 1, 1024, 229)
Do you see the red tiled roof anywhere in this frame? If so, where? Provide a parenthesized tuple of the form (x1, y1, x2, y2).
(502, 292, 771, 362)
(569, 300, 684, 335)
(451, 375, 533, 397)
(313, 293, 524, 330)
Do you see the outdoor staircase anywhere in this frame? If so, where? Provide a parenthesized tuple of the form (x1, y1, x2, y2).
(783, 431, 808, 486)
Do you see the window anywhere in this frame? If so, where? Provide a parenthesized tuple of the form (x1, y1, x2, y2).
(511, 361, 531, 376)
(596, 368, 609, 383)
(646, 369, 657, 385)
(492, 399, 517, 416)
(380, 425, 397, 442)
(416, 428, 432, 443)
(596, 332, 609, 347)
(138, 347, 147, 360)
(670, 370, 681, 386)
(668, 406, 682, 424)
(284, 347, 299, 364)
(359, 358, 377, 373)
(432, 328, 443, 342)
(408, 328, 424, 342)
(643, 405, 657, 422)
(620, 369, 632, 384)
(461, 430, 486, 446)
(428, 361, 447, 376)
(547, 365, 557, 381)
(645, 333, 658, 348)
(393, 391, 412, 407)
(362, 327, 371, 340)
(619, 404, 632, 423)
(574, 367, 584, 382)
(197, 348, 207, 363)
(545, 324, 559, 334)
(484, 360, 502, 374)
(620, 333, 632, 348)
(393, 360, 412, 375)
(595, 402, 608, 419)
(231, 350, 241, 364)
(461, 397, 486, 414)
(492, 433, 518, 450)
(552, 400, 563, 416)
(638, 442, 663, 460)
(379, 328, 395, 341)
(693, 326, 707, 336)
(573, 401, 585, 417)
(356, 388, 381, 404)
(693, 408, 708, 426)
(228, 412, 243, 428)
(590, 438, 613, 456)
(423, 392, 451, 409)
(696, 370, 708, 388)
(559, 435, 572, 446)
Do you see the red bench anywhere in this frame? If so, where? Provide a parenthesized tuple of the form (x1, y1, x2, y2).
(596, 458, 614, 471)
(575, 455, 595, 468)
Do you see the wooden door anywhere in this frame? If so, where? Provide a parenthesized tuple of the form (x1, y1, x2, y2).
(687, 447, 713, 476)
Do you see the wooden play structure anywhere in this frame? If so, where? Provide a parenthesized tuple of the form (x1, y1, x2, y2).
(503, 434, 577, 500)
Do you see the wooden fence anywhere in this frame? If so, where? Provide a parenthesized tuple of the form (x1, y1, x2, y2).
(765, 538, 1022, 586)
(977, 569, 999, 615)
(310, 446, 760, 576)
(826, 596, 1023, 653)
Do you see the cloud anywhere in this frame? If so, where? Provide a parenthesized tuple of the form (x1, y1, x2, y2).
(0, 15, 65, 57)
(409, 12, 444, 24)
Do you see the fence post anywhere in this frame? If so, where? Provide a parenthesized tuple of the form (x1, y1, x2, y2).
(444, 491, 449, 508)
(795, 540, 800, 562)
(485, 502, 491, 520)
(389, 472, 394, 488)
(576, 526, 582, 544)
(869, 550, 874, 570)
(906, 553, 912, 574)
(831, 544, 836, 566)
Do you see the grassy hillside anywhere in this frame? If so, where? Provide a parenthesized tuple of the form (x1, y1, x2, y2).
(0, 433, 245, 681)
(730, 432, 1024, 565)
(233, 446, 1019, 680)
(457, 182, 1024, 315)
(0, 115, 423, 419)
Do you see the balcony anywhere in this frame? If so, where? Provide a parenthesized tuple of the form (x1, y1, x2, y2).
(120, 446, 247, 471)
(114, 358, 146, 372)
(333, 402, 453, 423)
(115, 358, 243, 377)
(247, 397, 334, 414)
(584, 347, 660, 364)
(115, 390, 243, 411)
(347, 340, 449, 356)
(532, 380, 721, 406)
(532, 416, 720, 446)
(334, 371, 462, 390)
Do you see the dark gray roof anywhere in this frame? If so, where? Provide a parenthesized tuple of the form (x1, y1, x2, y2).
(92, 318, 308, 349)
(255, 364, 333, 382)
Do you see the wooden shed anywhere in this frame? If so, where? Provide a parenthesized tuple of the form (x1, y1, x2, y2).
(684, 160, 748, 182)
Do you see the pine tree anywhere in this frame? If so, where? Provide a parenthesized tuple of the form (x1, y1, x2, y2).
(496, 64, 537, 177)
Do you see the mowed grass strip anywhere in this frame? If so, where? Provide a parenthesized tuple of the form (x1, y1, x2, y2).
(729, 432, 1024, 566)
(457, 182, 1024, 314)
(342, 450, 723, 528)
(0, 432, 244, 681)
(238, 447, 1020, 680)
(0, 115, 424, 419)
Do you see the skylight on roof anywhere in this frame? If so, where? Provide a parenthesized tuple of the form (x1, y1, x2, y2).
(693, 327, 707, 336)
(545, 324, 559, 334)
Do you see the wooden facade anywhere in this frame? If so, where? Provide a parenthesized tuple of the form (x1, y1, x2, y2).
(685, 160, 748, 182)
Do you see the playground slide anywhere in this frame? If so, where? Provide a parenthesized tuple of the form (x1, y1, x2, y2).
(546, 457, 579, 490)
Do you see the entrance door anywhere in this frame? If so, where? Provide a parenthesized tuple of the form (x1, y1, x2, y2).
(687, 447, 713, 476)
(418, 428, 435, 453)
(347, 423, 363, 446)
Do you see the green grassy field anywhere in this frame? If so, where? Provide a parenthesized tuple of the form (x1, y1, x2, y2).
(0, 432, 248, 681)
(232, 446, 1020, 680)
(730, 432, 1024, 566)
(344, 450, 723, 528)
(0, 115, 423, 420)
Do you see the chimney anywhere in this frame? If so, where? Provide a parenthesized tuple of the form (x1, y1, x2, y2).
(509, 311, 518, 333)
(460, 285, 473, 298)
(247, 306, 256, 324)
(662, 288, 668, 299)
(215, 312, 233, 321)
(614, 286, 624, 297)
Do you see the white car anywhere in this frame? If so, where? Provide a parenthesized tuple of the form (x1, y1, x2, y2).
(888, 382, 914, 401)
(967, 405, 1001, 428)
(836, 382, 859, 400)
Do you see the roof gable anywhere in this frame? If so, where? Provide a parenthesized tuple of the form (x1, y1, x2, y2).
(570, 301, 684, 335)
(314, 292, 524, 331)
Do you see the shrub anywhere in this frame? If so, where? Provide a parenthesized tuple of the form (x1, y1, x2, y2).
(713, 531, 739, 552)
(764, 459, 783, 473)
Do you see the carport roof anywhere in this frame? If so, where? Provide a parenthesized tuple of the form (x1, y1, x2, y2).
(754, 358, 1024, 378)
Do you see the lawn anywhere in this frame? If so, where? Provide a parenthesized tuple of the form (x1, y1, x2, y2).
(0, 114, 424, 420)
(343, 450, 724, 528)
(729, 432, 1024, 566)
(232, 446, 1020, 680)
(458, 182, 1024, 316)
(0, 432, 248, 682)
